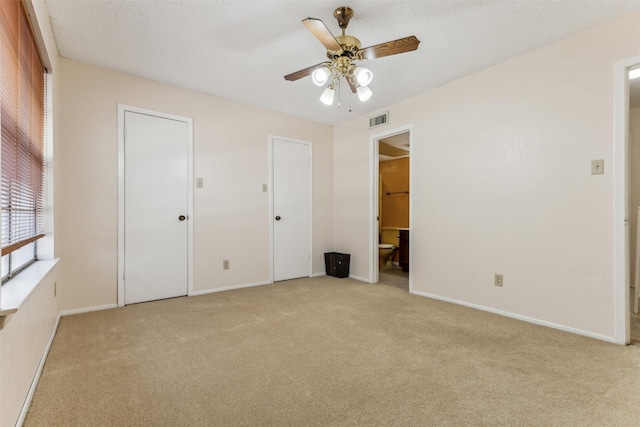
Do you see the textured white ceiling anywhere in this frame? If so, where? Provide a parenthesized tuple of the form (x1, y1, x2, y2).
(44, 0, 640, 125)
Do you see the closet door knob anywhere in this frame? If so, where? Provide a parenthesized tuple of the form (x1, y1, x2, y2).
(275, 216, 281, 221)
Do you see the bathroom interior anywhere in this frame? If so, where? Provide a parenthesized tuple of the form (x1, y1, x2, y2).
(378, 131, 410, 290)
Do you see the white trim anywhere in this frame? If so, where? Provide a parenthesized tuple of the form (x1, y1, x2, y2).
(268, 138, 274, 281)
(369, 125, 413, 288)
(60, 304, 118, 317)
(0, 259, 60, 317)
(412, 290, 617, 344)
(613, 56, 640, 345)
(369, 135, 379, 283)
(191, 280, 272, 296)
(16, 313, 61, 427)
(408, 129, 415, 294)
(117, 104, 194, 307)
(311, 272, 326, 278)
(349, 275, 369, 282)
(22, 0, 53, 72)
(268, 135, 313, 282)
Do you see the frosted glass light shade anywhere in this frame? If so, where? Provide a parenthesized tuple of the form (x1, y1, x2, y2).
(312, 68, 330, 86)
(354, 67, 373, 86)
(357, 85, 372, 102)
(320, 86, 335, 105)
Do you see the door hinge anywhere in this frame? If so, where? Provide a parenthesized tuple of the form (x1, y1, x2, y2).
(123, 128, 127, 139)
(123, 270, 126, 280)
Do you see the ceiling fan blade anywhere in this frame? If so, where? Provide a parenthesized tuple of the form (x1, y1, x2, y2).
(360, 36, 420, 60)
(302, 18, 342, 52)
(347, 77, 357, 94)
(284, 63, 328, 81)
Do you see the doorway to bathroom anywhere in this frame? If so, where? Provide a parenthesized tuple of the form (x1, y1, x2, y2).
(370, 125, 412, 292)
(614, 55, 640, 344)
(622, 61, 640, 344)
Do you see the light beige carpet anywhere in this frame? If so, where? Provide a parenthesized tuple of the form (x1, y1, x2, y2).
(378, 266, 408, 291)
(26, 277, 640, 426)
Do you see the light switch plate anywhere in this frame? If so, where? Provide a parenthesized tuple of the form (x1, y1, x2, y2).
(591, 159, 604, 175)
(262, 184, 268, 192)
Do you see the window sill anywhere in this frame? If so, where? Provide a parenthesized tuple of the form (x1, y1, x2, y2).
(0, 258, 60, 329)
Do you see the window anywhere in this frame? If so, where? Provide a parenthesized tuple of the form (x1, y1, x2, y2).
(0, 0, 46, 283)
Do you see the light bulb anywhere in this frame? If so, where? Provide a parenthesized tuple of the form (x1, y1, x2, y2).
(357, 85, 372, 102)
(354, 67, 373, 86)
(320, 86, 335, 105)
(312, 67, 330, 86)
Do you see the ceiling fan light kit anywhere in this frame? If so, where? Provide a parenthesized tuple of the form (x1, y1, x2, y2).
(357, 85, 373, 102)
(354, 66, 373, 86)
(320, 86, 335, 105)
(312, 67, 330, 86)
(284, 6, 420, 108)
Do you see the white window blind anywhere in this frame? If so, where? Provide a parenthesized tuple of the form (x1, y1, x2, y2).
(0, 0, 45, 258)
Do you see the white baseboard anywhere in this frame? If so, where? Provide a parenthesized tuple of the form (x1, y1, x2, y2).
(411, 290, 617, 344)
(311, 272, 326, 277)
(16, 313, 62, 427)
(191, 280, 272, 296)
(59, 303, 118, 317)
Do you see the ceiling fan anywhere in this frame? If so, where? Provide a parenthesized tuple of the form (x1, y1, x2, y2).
(284, 6, 420, 106)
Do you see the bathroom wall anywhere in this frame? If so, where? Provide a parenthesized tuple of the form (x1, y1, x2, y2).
(380, 157, 410, 228)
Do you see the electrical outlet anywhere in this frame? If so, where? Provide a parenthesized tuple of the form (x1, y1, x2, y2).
(494, 274, 503, 287)
(196, 178, 204, 188)
(262, 183, 268, 193)
(591, 159, 604, 175)
(223, 260, 229, 270)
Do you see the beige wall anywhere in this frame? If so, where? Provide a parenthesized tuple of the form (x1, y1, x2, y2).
(57, 59, 334, 310)
(0, 265, 60, 427)
(334, 12, 640, 339)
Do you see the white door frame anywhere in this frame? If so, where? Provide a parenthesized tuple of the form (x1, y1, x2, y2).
(117, 104, 194, 307)
(613, 55, 640, 344)
(369, 124, 413, 292)
(268, 135, 313, 282)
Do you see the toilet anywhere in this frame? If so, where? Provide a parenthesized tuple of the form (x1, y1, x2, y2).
(378, 227, 400, 268)
(378, 243, 396, 268)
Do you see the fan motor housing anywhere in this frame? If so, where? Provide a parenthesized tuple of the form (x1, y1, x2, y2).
(327, 35, 361, 60)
